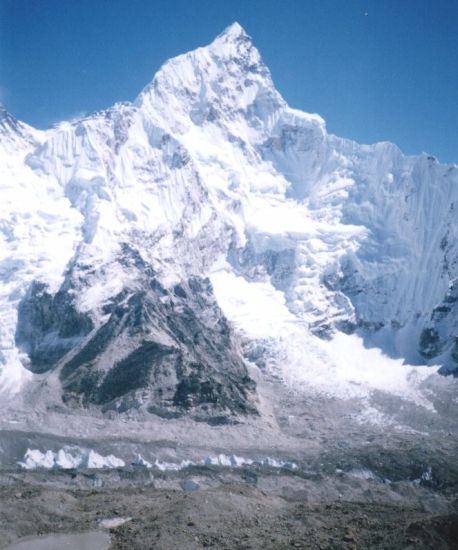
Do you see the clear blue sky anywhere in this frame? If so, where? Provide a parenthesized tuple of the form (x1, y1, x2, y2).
(1, 0, 457, 163)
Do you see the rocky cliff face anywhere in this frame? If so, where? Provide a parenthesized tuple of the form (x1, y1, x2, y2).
(0, 23, 457, 419)
(14, 243, 255, 420)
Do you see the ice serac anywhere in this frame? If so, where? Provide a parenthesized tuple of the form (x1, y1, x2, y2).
(0, 23, 457, 419)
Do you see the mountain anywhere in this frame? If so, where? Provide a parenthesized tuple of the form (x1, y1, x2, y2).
(1, 22, 457, 424)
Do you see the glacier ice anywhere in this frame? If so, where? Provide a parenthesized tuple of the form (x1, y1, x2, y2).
(18, 448, 126, 470)
(17, 447, 297, 472)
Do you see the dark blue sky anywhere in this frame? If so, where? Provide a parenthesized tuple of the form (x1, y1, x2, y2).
(1, 0, 457, 162)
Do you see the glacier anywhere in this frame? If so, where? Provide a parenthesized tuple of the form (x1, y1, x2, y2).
(17, 447, 297, 472)
(0, 22, 457, 424)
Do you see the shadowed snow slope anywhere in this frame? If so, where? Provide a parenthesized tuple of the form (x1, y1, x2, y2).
(0, 23, 457, 419)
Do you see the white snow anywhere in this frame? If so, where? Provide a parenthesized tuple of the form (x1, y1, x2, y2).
(55, 448, 83, 469)
(201, 454, 297, 470)
(132, 454, 153, 468)
(210, 268, 437, 409)
(203, 454, 253, 467)
(86, 450, 125, 469)
(153, 458, 194, 471)
(19, 449, 56, 470)
(18, 448, 126, 470)
(210, 269, 297, 339)
(17, 448, 297, 471)
(1, 22, 457, 414)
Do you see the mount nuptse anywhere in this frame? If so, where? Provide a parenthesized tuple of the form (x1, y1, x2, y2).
(1, 23, 457, 421)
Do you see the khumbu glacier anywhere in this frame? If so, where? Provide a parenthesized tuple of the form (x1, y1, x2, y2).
(0, 22, 457, 432)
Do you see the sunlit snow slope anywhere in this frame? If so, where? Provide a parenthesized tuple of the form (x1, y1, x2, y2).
(1, 23, 457, 416)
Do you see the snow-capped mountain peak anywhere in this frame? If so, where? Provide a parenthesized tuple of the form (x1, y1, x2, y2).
(217, 21, 249, 40)
(0, 105, 43, 156)
(0, 24, 457, 420)
(136, 22, 284, 140)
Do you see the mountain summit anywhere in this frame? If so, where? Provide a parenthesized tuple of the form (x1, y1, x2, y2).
(0, 24, 457, 422)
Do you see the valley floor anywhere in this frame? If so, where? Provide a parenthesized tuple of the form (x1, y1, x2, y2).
(0, 469, 457, 549)
(0, 369, 457, 549)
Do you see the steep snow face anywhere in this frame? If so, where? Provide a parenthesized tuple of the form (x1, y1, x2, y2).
(321, 140, 458, 370)
(0, 109, 82, 393)
(0, 23, 457, 413)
